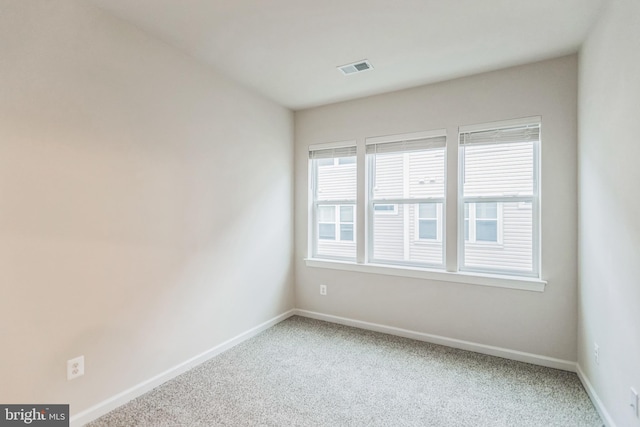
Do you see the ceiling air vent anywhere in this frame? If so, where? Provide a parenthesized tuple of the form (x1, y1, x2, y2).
(338, 60, 374, 75)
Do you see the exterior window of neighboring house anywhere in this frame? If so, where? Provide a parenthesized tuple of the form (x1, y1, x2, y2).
(309, 143, 357, 260)
(417, 203, 439, 240)
(317, 205, 354, 241)
(339, 206, 354, 241)
(464, 202, 501, 243)
(366, 131, 446, 268)
(374, 204, 398, 214)
(459, 119, 540, 277)
(316, 158, 334, 167)
(338, 157, 356, 165)
(317, 205, 336, 240)
(475, 202, 498, 242)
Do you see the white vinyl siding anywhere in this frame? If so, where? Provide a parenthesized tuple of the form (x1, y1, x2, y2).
(464, 202, 532, 272)
(309, 144, 357, 261)
(459, 120, 540, 277)
(367, 133, 446, 268)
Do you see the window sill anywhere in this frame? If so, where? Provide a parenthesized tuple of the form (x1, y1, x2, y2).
(304, 258, 546, 292)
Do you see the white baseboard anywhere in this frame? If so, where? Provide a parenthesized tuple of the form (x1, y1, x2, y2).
(576, 364, 616, 427)
(294, 309, 577, 372)
(70, 309, 296, 427)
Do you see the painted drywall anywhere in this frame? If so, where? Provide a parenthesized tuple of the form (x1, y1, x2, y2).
(578, 0, 640, 424)
(295, 56, 579, 361)
(0, 0, 294, 417)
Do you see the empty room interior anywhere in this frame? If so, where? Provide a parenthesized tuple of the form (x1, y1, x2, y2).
(1, 0, 639, 426)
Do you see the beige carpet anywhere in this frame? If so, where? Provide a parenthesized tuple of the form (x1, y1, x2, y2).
(88, 316, 602, 426)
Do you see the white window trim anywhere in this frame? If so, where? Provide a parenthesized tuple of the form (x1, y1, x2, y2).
(304, 258, 546, 292)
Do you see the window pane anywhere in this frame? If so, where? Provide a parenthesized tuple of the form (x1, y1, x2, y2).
(461, 125, 538, 276)
(371, 203, 442, 266)
(462, 141, 534, 198)
(419, 220, 437, 240)
(316, 157, 356, 201)
(318, 224, 336, 240)
(340, 205, 354, 222)
(408, 149, 445, 199)
(316, 158, 334, 167)
(372, 148, 445, 200)
(476, 220, 497, 242)
(476, 202, 497, 219)
(374, 204, 396, 213)
(464, 201, 532, 272)
(338, 156, 356, 165)
(312, 151, 356, 261)
(340, 224, 354, 241)
(318, 205, 335, 222)
(418, 203, 437, 218)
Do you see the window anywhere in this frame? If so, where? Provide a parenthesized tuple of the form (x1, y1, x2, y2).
(464, 202, 501, 243)
(307, 118, 542, 287)
(374, 204, 398, 214)
(417, 203, 439, 240)
(339, 206, 354, 241)
(366, 132, 446, 267)
(475, 202, 498, 242)
(338, 157, 356, 165)
(309, 143, 357, 260)
(459, 119, 540, 277)
(317, 205, 354, 241)
(318, 205, 336, 240)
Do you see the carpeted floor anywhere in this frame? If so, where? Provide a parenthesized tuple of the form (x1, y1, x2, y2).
(88, 316, 602, 426)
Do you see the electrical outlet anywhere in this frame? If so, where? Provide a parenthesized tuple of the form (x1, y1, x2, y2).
(67, 356, 84, 380)
(320, 284, 327, 296)
(631, 388, 639, 418)
(594, 343, 599, 365)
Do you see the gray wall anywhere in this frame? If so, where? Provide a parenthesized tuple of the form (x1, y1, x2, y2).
(578, 0, 640, 424)
(0, 0, 294, 416)
(295, 55, 579, 361)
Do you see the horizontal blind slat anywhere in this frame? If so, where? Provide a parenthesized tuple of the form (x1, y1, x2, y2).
(459, 124, 540, 146)
(309, 145, 357, 159)
(366, 135, 446, 154)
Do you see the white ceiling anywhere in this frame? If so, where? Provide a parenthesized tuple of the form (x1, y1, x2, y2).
(89, 0, 605, 110)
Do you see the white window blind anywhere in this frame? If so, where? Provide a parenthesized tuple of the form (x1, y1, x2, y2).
(309, 145, 357, 159)
(460, 125, 540, 146)
(366, 136, 446, 154)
